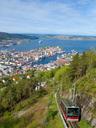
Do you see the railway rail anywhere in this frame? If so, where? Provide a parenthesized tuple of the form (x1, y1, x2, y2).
(55, 93, 80, 128)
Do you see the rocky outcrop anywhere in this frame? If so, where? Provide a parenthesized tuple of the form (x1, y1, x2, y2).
(62, 90, 96, 127)
(76, 93, 96, 128)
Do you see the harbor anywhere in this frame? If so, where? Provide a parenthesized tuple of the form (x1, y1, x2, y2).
(0, 46, 77, 77)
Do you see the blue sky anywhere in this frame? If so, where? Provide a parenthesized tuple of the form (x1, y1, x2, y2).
(0, 0, 96, 35)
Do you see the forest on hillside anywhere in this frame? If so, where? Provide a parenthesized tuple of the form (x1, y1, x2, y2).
(0, 50, 96, 128)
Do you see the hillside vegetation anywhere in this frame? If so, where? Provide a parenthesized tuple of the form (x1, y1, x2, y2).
(0, 50, 96, 127)
(0, 32, 38, 41)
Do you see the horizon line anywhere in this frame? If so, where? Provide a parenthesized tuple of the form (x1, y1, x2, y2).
(1, 31, 96, 36)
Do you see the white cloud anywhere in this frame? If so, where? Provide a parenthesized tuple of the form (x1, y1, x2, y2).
(0, 0, 96, 34)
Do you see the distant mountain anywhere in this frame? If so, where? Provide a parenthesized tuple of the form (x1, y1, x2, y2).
(0, 32, 9, 40)
(47, 35, 96, 40)
(1, 32, 96, 41)
(0, 32, 39, 41)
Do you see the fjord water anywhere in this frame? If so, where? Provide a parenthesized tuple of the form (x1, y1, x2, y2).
(1, 38, 96, 52)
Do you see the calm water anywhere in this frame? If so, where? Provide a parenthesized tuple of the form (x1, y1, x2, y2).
(1, 38, 96, 52)
(32, 53, 61, 65)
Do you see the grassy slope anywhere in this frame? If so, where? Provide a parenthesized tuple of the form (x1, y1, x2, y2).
(0, 92, 64, 128)
(0, 95, 48, 128)
(45, 94, 64, 128)
(0, 93, 92, 128)
(79, 120, 92, 128)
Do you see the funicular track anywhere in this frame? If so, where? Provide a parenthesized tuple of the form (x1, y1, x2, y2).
(55, 93, 80, 128)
